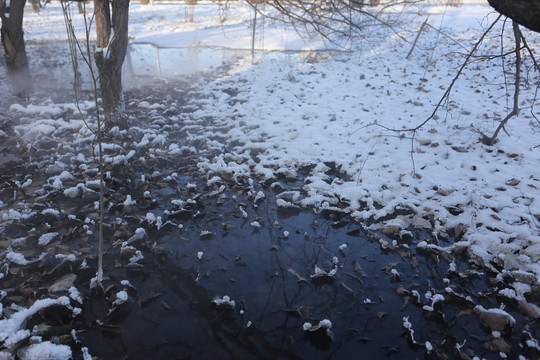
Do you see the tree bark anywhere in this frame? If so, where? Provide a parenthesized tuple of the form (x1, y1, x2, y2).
(488, 0, 540, 33)
(94, 0, 129, 129)
(1, 0, 31, 94)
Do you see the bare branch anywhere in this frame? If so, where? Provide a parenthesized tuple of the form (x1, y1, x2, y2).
(484, 20, 522, 144)
(376, 14, 503, 134)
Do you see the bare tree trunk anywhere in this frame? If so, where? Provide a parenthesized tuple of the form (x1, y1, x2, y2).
(94, 0, 129, 129)
(1, 0, 31, 94)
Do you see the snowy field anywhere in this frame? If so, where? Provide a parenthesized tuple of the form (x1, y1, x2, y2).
(111, 1, 540, 290)
(1, 0, 540, 358)
(128, 1, 540, 289)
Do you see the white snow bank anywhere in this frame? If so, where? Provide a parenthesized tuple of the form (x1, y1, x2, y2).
(0, 297, 71, 348)
(19, 341, 72, 360)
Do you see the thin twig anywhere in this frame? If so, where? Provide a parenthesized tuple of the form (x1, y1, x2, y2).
(487, 20, 521, 144)
(424, 22, 469, 52)
(406, 17, 428, 59)
(520, 33, 540, 72)
(376, 14, 503, 134)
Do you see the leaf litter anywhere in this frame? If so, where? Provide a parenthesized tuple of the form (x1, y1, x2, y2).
(0, 1, 539, 359)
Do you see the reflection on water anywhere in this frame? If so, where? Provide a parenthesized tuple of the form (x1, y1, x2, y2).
(23, 40, 335, 96)
(123, 42, 338, 87)
(123, 43, 247, 84)
(92, 157, 506, 360)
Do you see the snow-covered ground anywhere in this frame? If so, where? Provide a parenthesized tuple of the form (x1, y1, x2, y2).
(1, 0, 540, 357)
(112, 1, 538, 286)
(132, 1, 539, 293)
(12, 0, 540, 312)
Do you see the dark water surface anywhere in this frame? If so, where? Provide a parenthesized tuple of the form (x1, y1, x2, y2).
(80, 164, 534, 360)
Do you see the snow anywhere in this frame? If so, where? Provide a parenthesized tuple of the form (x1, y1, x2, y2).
(123, 195, 137, 206)
(0, 297, 71, 348)
(212, 295, 236, 309)
(402, 316, 417, 343)
(49, 171, 74, 190)
(6, 249, 30, 266)
(41, 208, 60, 217)
(2, 208, 35, 221)
(81, 347, 92, 360)
(474, 305, 516, 326)
(68, 286, 83, 304)
(55, 254, 77, 262)
(38, 232, 58, 246)
(19, 341, 72, 360)
(124, 227, 146, 246)
(113, 291, 129, 305)
(310, 265, 338, 279)
(129, 250, 144, 263)
(1, 0, 538, 352)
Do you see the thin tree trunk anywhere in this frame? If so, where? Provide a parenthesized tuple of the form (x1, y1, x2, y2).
(1, 0, 31, 94)
(94, 0, 111, 48)
(94, 0, 129, 129)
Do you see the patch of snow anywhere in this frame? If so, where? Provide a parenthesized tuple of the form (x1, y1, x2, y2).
(19, 341, 72, 360)
(123, 195, 136, 206)
(0, 297, 70, 348)
(239, 206, 248, 218)
(113, 291, 128, 306)
(129, 250, 144, 264)
(55, 254, 76, 262)
(2, 208, 35, 221)
(38, 232, 58, 246)
(81, 347, 92, 360)
(21, 179, 32, 188)
(254, 191, 265, 203)
(49, 171, 74, 190)
(212, 295, 235, 309)
(200, 230, 213, 238)
(138, 101, 164, 110)
(68, 287, 83, 304)
(310, 265, 338, 279)
(6, 249, 30, 265)
(425, 341, 433, 354)
(124, 228, 146, 246)
(403, 316, 417, 344)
